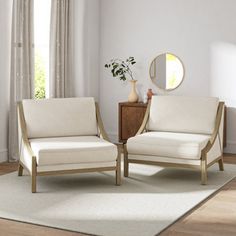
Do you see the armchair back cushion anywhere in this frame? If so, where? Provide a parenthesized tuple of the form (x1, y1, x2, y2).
(148, 96, 219, 135)
(22, 97, 98, 138)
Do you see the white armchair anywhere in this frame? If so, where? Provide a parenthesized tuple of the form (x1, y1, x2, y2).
(124, 96, 224, 185)
(17, 97, 121, 193)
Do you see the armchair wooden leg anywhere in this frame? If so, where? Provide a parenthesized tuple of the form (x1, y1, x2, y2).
(201, 159, 207, 185)
(18, 162, 24, 176)
(116, 148, 121, 186)
(124, 144, 129, 177)
(218, 157, 224, 171)
(31, 156, 37, 193)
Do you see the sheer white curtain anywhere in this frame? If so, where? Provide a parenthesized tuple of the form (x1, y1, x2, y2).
(8, 0, 34, 161)
(49, 0, 70, 98)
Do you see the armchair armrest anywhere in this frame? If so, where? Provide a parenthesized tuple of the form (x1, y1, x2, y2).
(201, 102, 225, 157)
(95, 102, 110, 142)
(136, 100, 151, 135)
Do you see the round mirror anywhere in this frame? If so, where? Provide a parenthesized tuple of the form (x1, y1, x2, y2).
(149, 53, 184, 90)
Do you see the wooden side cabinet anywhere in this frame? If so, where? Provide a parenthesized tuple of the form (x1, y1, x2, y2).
(119, 102, 147, 143)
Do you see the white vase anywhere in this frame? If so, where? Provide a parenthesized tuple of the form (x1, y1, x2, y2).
(128, 80, 139, 103)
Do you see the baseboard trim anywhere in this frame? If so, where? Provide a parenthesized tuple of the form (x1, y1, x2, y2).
(224, 141, 236, 155)
(0, 149, 8, 163)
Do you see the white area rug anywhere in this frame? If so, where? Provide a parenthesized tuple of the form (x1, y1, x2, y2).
(0, 163, 235, 236)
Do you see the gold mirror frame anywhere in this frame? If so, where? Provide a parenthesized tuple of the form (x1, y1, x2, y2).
(149, 53, 185, 91)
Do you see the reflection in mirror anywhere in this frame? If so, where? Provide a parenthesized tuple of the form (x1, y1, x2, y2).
(149, 53, 184, 90)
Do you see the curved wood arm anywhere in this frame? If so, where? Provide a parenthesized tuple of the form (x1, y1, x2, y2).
(95, 102, 110, 142)
(17, 102, 35, 158)
(18, 102, 28, 144)
(136, 100, 151, 135)
(201, 102, 225, 157)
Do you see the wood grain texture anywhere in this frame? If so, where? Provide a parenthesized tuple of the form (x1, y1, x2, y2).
(0, 153, 235, 236)
(119, 102, 147, 143)
(0, 162, 18, 176)
(0, 218, 87, 236)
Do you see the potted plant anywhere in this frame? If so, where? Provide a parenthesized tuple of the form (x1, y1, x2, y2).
(105, 57, 139, 102)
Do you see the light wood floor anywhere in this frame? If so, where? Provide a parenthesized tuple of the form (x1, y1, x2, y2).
(0, 154, 236, 236)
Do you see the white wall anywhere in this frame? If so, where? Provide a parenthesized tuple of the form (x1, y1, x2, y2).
(0, 0, 12, 162)
(99, 0, 236, 151)
(210, 42, 236, 153)
(71, 0, 100, 100)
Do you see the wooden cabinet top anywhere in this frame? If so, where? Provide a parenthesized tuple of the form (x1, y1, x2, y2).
(119, 102, 148, 107)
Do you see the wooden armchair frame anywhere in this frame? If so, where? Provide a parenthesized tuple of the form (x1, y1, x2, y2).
(17, 101, 121, 193)
(124, 100, 225, 185)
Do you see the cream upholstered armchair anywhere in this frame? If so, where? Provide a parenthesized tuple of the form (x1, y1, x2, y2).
(17, 97, 121, 193)
(124, 96, 224, 185)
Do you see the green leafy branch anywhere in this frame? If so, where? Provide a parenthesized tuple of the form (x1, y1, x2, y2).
(105, 56, 136, 81)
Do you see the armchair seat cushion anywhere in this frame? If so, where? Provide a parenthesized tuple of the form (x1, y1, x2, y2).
(29, 136, 117, 166)
(127, 132, 210, 160)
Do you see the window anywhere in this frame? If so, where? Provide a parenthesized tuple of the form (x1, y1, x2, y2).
(34, 0, 51, 99)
